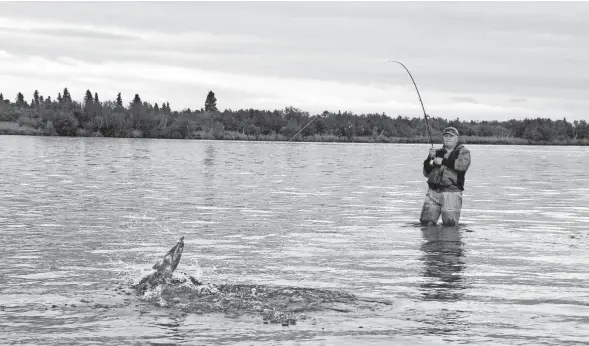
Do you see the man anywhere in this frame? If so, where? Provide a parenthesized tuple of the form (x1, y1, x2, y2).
(420, 126, 471, 226)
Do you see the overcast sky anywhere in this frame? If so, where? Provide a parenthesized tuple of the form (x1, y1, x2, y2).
(1, 1, 588, 121)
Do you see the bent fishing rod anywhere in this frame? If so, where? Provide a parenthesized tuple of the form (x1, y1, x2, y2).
(387, 61, 434, 148)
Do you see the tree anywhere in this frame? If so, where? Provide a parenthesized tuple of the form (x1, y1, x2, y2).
(52, 113, 79, 136)
(33, 90, 40, 107)
(62, 88, 72, 104)
(0, 93, 3, 101)
(15, 92, 26, 107)
(160, 102, 170, 114)
(57, 93, 62, 104)
(577, 120, 588, 139)
(205, 91, 218, 112)
(84, 89, 94, 107)
(116, 92, 123, 107)
(82, 90, 95, 124)
(130, 93, 146, 130)
(93, 92, 103, 121)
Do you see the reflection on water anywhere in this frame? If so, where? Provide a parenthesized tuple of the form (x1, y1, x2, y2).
(418, 226, 469, 337)
(203, 143, 217, 207)
(419, 225, 466, 302)
(204, 143, 216, 168)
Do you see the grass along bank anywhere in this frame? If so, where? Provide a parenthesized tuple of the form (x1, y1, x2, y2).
(2, 121, 588, 145)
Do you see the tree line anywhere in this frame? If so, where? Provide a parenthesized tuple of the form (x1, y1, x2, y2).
(1, 88, 588, 145)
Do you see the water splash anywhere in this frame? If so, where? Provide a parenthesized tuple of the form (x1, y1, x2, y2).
(130, 271, 391, 325)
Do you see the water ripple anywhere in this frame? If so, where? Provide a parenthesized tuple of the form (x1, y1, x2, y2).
(0, 136, 588, 345)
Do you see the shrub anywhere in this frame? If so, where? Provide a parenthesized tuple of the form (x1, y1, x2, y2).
(128, 129, 143, 138)
(52, 113, 79, 136)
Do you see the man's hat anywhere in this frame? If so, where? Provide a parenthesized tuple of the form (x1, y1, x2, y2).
(443, 126, 459, 136)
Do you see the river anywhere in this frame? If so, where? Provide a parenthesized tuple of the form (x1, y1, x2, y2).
(1, 135, 588, 345)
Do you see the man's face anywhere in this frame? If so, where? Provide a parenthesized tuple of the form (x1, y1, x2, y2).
(443, 133, 458, 148)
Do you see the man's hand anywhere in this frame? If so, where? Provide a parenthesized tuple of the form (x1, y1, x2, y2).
(429, 148, 437, 159)
(434, 157, 443, 165)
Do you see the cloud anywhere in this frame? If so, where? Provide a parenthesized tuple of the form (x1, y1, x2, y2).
(0, 16, 265, 46)
(2, 50, 583, 122)
(509, 98, 527, 104)
(0, 2, 588, 122)
(450, 96, 479, 105)
(6, 27, 135, 41)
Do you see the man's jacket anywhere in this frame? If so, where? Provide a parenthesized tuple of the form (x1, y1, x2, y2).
(423, 144, 471, 191)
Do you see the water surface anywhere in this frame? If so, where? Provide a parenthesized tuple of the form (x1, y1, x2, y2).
(1, 136, 588, 345)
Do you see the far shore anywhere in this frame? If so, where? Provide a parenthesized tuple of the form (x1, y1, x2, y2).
(2, 121, 588, 146)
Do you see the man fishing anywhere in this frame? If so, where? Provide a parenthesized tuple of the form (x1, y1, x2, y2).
(420, 126, 471, 226)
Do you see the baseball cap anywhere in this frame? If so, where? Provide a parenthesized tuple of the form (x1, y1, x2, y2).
(443, 127, 459, 136)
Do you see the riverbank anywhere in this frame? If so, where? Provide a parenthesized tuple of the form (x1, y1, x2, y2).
(1, 121, 588, 146)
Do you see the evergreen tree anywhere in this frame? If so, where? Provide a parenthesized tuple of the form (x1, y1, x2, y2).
(57, 93, 62, 103)
(82, 90, 94, 123)
(116, 92, 123, 107)
(84, 90, 93, 107)
(83, 90, 93, 106)
(33, 90, 40, 106)
(16, 92, 26, 107)
(130, 94, 146, 130)
(0, 93, 3, 101)
(94, 92, 99, 104)
(204, 90, 218, 112)
(39, 95, 44, 104)
(154, 103, 160, 112)
(62, 88, 72, 104)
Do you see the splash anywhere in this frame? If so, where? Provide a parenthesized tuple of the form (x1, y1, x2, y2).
(125, 235, 392, 325)
(131, 271, 391, 325)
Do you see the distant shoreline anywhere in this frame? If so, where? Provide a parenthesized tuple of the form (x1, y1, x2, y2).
(3, 88, 588, 147)
(2, 122, 588, 146)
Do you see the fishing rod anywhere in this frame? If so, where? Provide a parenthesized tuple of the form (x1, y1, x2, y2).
(387, 61, 434, 148)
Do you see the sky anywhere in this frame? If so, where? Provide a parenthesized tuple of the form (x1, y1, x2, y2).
(1, 1, 588, 122)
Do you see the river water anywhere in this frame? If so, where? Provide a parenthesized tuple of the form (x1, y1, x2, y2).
(1, 135, 588, 345)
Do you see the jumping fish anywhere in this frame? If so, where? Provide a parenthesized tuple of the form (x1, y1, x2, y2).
(132, 236, 191, 292)
(152, 236, 184, 274)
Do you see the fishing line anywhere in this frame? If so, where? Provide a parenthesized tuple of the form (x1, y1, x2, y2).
(386, 61, 434, 147)
(285, 115, 319, 144)
(266, 114, 319, 160)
